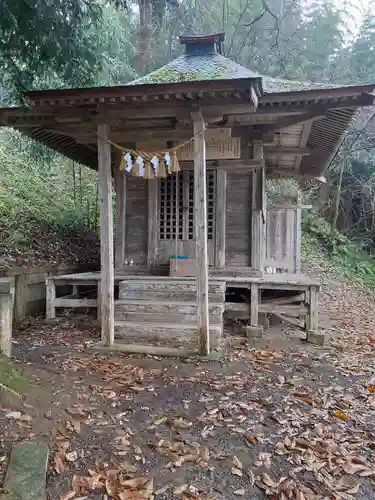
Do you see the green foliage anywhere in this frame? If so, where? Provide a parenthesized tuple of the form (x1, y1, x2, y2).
(0, 129, 99, 248)
(0, 0, 132, 100)
(302, 212, 375, 290)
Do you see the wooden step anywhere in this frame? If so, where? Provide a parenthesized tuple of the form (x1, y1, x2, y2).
(114, 300, 223, 324)
(115, 299, 225, 315)
(114, 321, 223, 350)
(114, 311, 222, 324)
(119, 289, 225, 302)
(118, 279, 225, 295)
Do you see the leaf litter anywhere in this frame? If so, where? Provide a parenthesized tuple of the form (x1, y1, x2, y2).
(2, 260, 375, 500)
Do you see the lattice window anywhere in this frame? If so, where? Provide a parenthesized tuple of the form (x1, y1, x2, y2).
(159, 171, 215, 240)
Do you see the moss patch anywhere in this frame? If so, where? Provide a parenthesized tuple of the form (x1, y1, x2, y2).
(0, 355, 33, 401)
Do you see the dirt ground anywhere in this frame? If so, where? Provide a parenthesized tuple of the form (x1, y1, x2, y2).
(1, 273, 375, 500)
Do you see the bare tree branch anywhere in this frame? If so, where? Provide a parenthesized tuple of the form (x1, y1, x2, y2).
(261, 0, 278, 22)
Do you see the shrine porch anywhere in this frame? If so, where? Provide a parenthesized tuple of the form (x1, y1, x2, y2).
(45, 269, 321, 355)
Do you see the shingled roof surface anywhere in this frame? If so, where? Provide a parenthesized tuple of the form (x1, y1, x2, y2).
(129, 49, 342, 95)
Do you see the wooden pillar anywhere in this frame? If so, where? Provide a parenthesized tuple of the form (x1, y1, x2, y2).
(250, 282, 259, 327)
(192, 111, 209, 356)
(46, 278, 56, 320)
(216, 169, 227, 268)
(97, 124, 114, 346)
(251, 139, 266, 271)
(307, 285, 319, 331)
(14, 274, 27, 323)
(0, 278, 14, 357)
(114, 168, 126, 269)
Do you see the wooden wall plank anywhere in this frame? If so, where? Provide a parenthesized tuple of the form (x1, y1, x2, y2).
(114, 169, 126, 269)
(265, 207, 301, 272)
(97, 123, 114, 346)
(216, 169, 227, 268)
(251, 166, 266, 270)
(295, 207, 302, 273)
(226, 172, 252, 266)
(251, 140, 266, 271)
(125, 178, 148, 265)
(148, 179, 159, 267)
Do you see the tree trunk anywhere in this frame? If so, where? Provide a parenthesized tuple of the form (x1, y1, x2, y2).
(134, 0, 153, 75)
(331, 159, 345, 235)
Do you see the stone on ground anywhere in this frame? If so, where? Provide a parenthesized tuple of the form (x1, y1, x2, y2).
(307, 330, 325, 346)
(0, 442, 49, 500)
(246, 325, 263, 339)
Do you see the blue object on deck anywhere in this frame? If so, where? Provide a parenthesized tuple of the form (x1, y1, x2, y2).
(170, 255, 189, 260)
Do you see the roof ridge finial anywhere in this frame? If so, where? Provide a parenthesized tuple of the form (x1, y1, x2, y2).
(179, 33, 225, 55)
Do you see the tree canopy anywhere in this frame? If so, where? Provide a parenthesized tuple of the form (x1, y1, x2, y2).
(1, 0, 375, 242)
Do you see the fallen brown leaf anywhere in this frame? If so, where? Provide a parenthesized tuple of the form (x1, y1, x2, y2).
(244, 434, 259, 445)
(247, 469, 255, 486)
(255, 452, 272, 469)
(261, 473, 278, 489)
(343, 460, 368, 475)
(232, 456, 243, 469)
(231, 467, 243, 477)
(336, 476, 360, 493)
(333, 411, 350, 422)
(54, 452, 66, 474)
(60, 491, 77, 500)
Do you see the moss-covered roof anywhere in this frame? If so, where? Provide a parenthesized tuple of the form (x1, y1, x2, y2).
(129, 52, 260, 86)
(128, 51, 343, 95)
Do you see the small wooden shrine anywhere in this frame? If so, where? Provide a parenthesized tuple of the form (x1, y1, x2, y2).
(0, 33, 374, 356)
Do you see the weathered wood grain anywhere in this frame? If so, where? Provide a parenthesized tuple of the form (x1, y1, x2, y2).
(114, 321, 222, 350)
(97, 123, 114, 346)
(216, 169, 227, 268)
(192, 111, 210, 356)
(147, 178, 159, 267)
(114, 168, 126, 269)
(125, 178, 148, 265)
(250, 282, 259, 327)
(45, 278, 56, 320)
(225, 171, 252, 266)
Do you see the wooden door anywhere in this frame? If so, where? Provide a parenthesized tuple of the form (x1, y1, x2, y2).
(157, 170, 216, 265)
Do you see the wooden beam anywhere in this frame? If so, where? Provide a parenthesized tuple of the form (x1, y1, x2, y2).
(191, 111, 210, 356)
(216, 169, 227, 268)
(262, 113, 324, 133)
(264, 146, 311, 156)
(179, 159, 263, 170)
(114, 168, 126, 269)
(97, 123, 114, 346)
(260, 96, 374, 133)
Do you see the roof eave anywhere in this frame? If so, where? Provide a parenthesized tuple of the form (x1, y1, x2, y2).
(24, 77, 263, 106)
(262, 83, 375, 102)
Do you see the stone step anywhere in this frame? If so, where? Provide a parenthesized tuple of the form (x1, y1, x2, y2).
(1, 442, 49, 500)
(114, 321, 223, 351)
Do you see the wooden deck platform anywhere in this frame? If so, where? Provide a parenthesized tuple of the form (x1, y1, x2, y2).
(45, 269, 320, 342)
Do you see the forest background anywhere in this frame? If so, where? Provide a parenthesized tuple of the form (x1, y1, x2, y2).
(1, 0, 375, 269)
